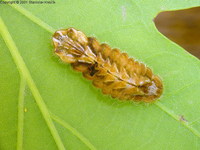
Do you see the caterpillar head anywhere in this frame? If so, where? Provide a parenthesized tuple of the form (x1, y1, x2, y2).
(53, 28, 96, 64)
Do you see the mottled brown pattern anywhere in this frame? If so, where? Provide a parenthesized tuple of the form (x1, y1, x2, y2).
(52, 28, 163, 102)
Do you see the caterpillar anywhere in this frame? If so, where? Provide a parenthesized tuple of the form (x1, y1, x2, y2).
(52, 28, 163, 102)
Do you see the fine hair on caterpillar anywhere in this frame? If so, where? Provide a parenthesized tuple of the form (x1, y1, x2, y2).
(52, 28, 163, 102)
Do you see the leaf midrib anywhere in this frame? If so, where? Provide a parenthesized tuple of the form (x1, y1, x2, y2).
(0, 12, 97, 150)
(0, 16, 65, 150)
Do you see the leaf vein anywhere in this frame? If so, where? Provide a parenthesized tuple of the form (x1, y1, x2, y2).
(0, 17, 65, 150)
(9, 4, 54, 33)
(155, 102, 200, 138)
(166, 79, 200, 98)
(17, 76, 26, 150)
(51, 113, 97, 150)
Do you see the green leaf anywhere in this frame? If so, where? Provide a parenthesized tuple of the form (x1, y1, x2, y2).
(0, 1, 200, 150)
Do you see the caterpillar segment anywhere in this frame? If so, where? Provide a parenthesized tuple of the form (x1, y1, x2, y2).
(53, 28, 163, 102)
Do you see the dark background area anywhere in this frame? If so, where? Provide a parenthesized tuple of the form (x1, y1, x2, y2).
(154, 7, 200, 59)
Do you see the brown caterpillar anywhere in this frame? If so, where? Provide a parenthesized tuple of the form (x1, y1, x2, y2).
(52, 28, 163, 102)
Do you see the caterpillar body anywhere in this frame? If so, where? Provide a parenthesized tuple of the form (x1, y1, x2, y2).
(52, 28, 163, 102)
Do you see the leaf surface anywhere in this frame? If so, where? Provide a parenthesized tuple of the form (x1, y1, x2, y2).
(0, 1, 200, 150)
